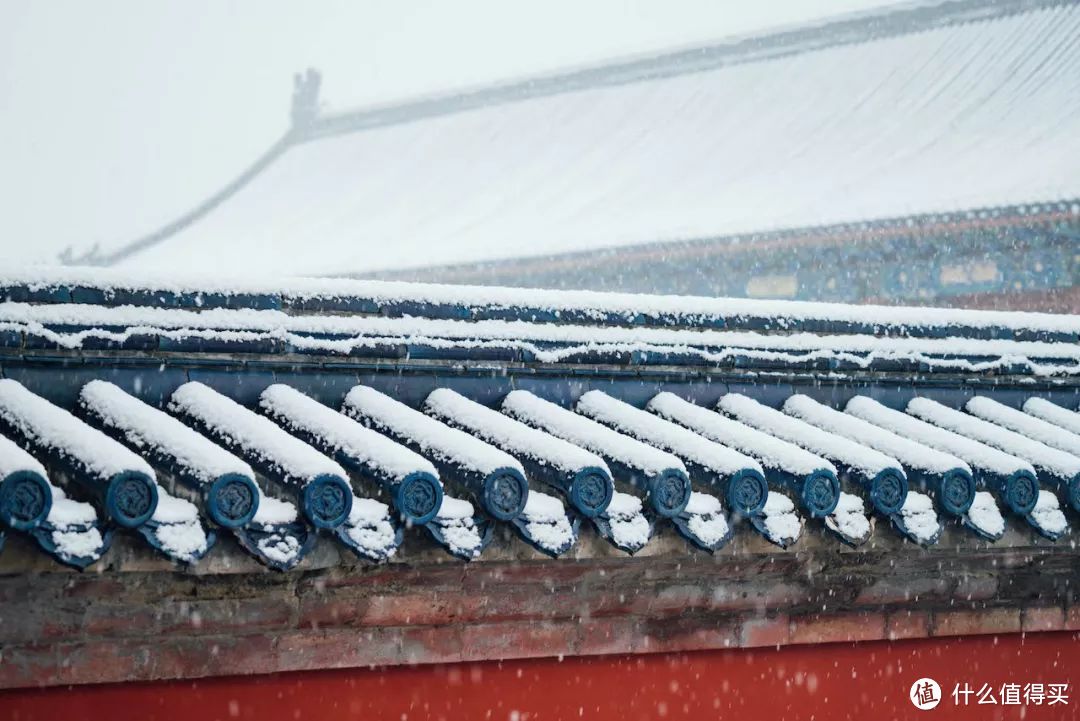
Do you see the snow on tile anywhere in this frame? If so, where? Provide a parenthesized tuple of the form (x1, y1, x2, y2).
(50, 526, 105, 560)
(80, 380, 254, 485)
(683, 492, 730, 547)
(784, 394, 969, 475)
(846, 396, 1032, 477)
(502, 390, 685, 476)
(1023, 398, 1080, 436)
(169, 382, 345, 484)
(759, 492, 801, 545)
(721, 393, 900, 479)
(826, 492, 871, 541)
(648, 393, 831, 476)
(0, 379, 156, 482)
(435, 495, 475, 521)
(974, 396, 1080, 455)
(1029, 490, 1068, 536)
(4, 300, 1079, 376)
(605, 491, 643, 517)
(7, 266, 1080, 341)
(576, 390, 761, 477)
(260, 384, 438, 483)
(151, 520, 208, 560)
(251, 493, 298, 526)
(965, 491, 1005, 538)
(256, 533, 302, 565)
(45, 484, 98, 528)
(960, 397, 1080, 480)
(897, 491, 939, 544)
(0, 431, 48, 481)
(519, 491, 575, 554)
(602, 492, 651, 551)
(431, 495, 484, 558)
(683, 492, 721, 516)
(905, 397, 1039, 477)
(151, 491, 199, 524)
(424, 388, 607, 475)
(343, 385, 523, 475)
(342, 496, 398, 559)
(148, 489, 209, 562)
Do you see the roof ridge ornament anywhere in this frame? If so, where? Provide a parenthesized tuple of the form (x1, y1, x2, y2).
(291, 68, 322, 130)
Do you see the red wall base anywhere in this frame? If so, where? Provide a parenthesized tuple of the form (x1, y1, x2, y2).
(2, 631, 1076, 721)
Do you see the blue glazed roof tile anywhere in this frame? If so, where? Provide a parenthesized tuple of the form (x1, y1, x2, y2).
(0, 274, 1077, 569)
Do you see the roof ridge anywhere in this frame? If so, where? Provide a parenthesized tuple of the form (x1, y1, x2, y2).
(302, 0, 1065, 142)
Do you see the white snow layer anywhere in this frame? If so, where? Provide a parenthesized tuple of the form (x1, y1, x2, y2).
(6, 266, 1080, 340)
(3, 301, 1079, 376)
(424, 388, 608, 475)
(520, 490, 574, 553)
(50, 527, 105, 560)
(433, 495, 483, 557)
(969, 396, 1080, 457)
(150, 489, 209, 561)
(151, 491, 200, 524)
(603, 491, 651, 550)
(760, 492, 801, 544)
(784, 394, 969, 475)
(905, 397, 1039, 477)
(899, 491, 939, 544)
(435, 495, 475, 520)
(0, 379, 156, 481)
(502, 390, 685, 476)
(0, 431, 48, 481)
(80, 380, 254, 484)
(256, 533, 301, 565)
(1030, 490, 1068, 535)
(826, 492, 870, 540)
(1023, 398, 1080, 437)
(721, 393, 901, 479)
(345, 496, 397, 557)
(46, 484, 97, 527)
(251, 493, 299, 526)
(845, 396, 1032, 477)
(575, 390, 761, 476)
(260, 384, 438, 482)
(965, 491, 1005, 538)
(962, 397, 1080, 479)
(169, 382, 346, 484)
(684, 492, 722, 516)
(343, 385, 523, 475)
(648, 392, 831, 476)
(684, 491, 730, 546)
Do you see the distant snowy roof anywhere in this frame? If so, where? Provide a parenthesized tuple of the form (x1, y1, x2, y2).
(88, 0, 1080, 276)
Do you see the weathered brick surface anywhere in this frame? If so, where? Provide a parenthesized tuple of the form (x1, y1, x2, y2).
(1021, 606, 1065, 632)
(885, 610, 931, 641)
(0, 523, 1077, 689)
(739, 614, 790, 647)
(788, 612, 886, 645)
(855, 576, 952, 606)
(931, 608, 1022, 637)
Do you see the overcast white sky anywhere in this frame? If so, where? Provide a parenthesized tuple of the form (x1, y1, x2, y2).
(0, 1, 899, 264)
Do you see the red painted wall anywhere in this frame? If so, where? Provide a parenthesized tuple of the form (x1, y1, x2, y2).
(2, 632, 1077, 721)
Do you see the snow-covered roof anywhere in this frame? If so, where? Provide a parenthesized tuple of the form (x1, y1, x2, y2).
(3, 373, 1078, 566)
(81, 0, 1080, 276)
(1, 272, 1078, 567)
(2, 277, 1080, 376)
